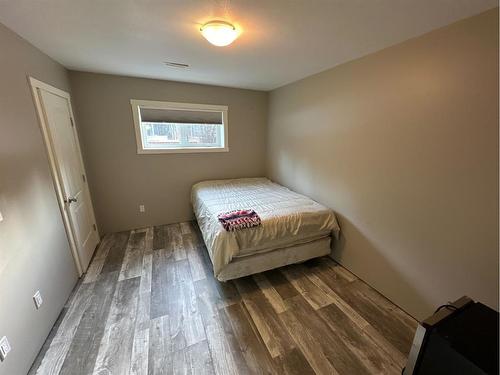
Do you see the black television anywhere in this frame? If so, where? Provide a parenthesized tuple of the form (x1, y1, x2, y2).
(403, 296, 499, 375)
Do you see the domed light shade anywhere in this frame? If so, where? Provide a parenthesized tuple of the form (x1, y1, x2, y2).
(200, 20, 238, 47)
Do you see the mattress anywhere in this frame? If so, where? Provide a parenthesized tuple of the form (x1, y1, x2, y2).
(191, 177, 340, 277)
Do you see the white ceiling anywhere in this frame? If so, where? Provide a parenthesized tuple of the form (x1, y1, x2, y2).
(0, 0, 497, 90)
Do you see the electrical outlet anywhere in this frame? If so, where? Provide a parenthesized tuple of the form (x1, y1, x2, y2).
(139, 204, 145, 213)
(0, 336, 11, 361)
(33, 290, 43, 309)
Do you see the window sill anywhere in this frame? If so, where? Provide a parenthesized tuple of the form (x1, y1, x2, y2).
(137, 147, 229, 154)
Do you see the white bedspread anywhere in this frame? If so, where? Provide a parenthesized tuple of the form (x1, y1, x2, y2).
(191, 177, 340, 277)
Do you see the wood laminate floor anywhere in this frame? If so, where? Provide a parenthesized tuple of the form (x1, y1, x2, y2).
(29, 222, 417, 375)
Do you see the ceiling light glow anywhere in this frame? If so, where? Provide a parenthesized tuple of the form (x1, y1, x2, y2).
(200, 20, 239, 47)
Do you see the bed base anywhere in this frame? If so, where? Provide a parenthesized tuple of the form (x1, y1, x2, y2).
(216, 236, 331, 281)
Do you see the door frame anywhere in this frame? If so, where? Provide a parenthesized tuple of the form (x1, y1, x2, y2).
(28, 76, 99, 276)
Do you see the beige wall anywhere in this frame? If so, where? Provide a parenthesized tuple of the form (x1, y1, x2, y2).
(267, 9, 499, 320)
(0, 24, 78, 375)
(69, 72, 268, 234)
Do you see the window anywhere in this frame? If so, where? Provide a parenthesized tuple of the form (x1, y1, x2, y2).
(131, 99, 228, 154)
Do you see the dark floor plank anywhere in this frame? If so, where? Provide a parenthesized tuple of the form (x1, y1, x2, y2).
(234, 277, 296, 360)
(275, 348, 316, 375)
(152, 225, 167, 251)
(354, 279, 417, 332)
(283, 295, 372, 375)
(313, 261, 415, 356)
(302, 257, 355, 287)
(252, 273, 287, 314)
(263, 268, 299, 300)
(224, 302, 277, 374)
(232, 278, 315, 374)
(100, 231, 131, 274)
(279, 304, 338, 374)
(301, 263, 412, 367)
(280, 264, 335, 310)
(318, 303, 401, 374)
(303, 266, 371, 329)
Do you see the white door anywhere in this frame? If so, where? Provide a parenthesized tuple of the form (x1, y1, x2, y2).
(30, 78, 99, 274)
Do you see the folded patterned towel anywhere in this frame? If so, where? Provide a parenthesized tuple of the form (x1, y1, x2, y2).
(217, 209, 261, 232)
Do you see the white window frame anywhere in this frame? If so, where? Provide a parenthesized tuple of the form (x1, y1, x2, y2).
(131, 99, 229, 154)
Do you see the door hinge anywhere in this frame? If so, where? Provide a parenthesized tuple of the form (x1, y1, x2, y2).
(93, 224, 97, 231)
(70, 117, 74, 127)
(82, 174, 86, 182)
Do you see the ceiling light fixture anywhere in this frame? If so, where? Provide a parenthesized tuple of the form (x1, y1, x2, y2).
(200, 20, 239, 47)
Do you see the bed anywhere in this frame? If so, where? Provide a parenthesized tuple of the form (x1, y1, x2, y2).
(191, 177, 340, 281)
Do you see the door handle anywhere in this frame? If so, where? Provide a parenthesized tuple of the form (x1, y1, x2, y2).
(65, 197, 78, 204)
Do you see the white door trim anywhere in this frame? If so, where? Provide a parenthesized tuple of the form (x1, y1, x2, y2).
(28, 76, 99, 276)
